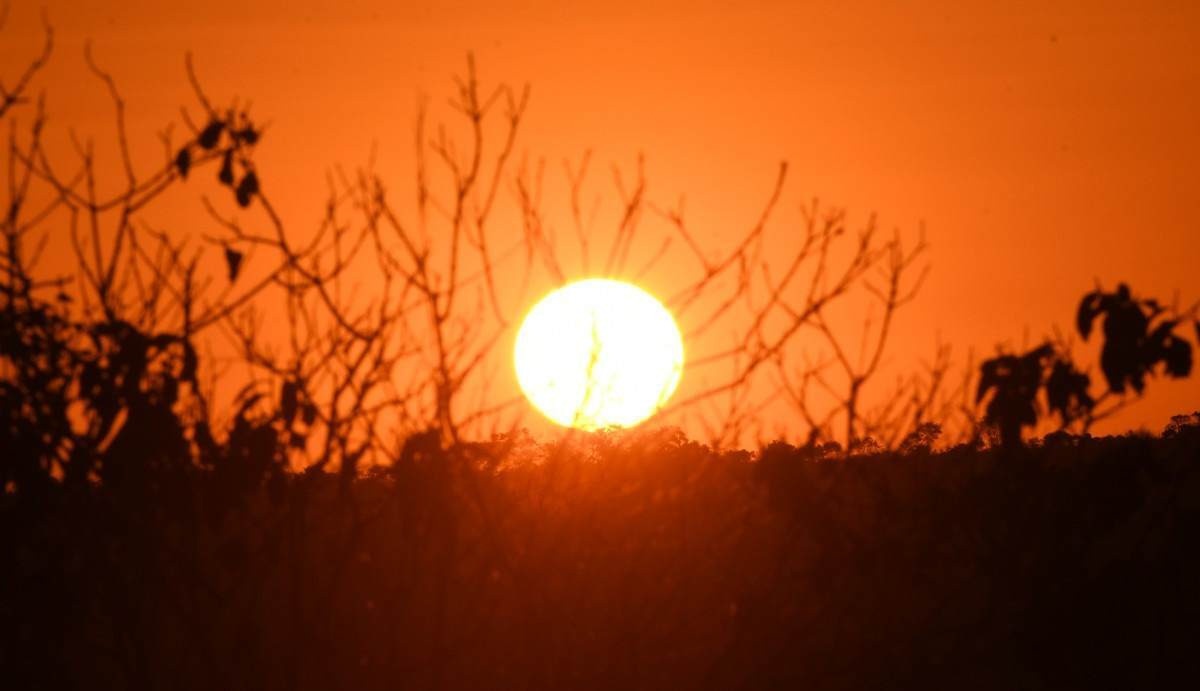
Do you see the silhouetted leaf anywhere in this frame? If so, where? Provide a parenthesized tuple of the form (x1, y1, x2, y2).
(1100, 288, 1148, 344)
(1076, 291, 1103, 339)
(301, 402, 317, 425)
(1131, 372, 1146, 394)
(224, 247, 243, 282)
(977, 344, 1055, 447)
(235, 171, 259, 208)
(235, 126, 259, 145)
(1092, 286, 1151, 393)
(976, 358, 1001, 403)
(1026, 343, 1055, 364)
(1147, 319, 1177, 344)
(1046, 359, 1093, 424)
(1165, 338, 1193, 378)
(174, 147, 191, 179)
(218, 150, 234, 186)
(198, 119, 224, 150)
(1100, 345, 1128, 393)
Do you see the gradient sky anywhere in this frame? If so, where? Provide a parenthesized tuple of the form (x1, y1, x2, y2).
(6, 0, 1199, 438)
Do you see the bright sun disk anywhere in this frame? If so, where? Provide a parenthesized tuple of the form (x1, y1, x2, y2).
(514, 279, 684, 430)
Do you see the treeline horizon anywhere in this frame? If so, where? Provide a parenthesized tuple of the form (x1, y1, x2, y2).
(5, 415, 1200, 689)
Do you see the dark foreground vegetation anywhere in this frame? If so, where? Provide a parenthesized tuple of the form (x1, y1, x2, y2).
(4, 15, 1200, 690)
(5, 418, 1200, 690)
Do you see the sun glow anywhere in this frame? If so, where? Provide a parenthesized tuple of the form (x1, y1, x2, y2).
(514, 279, 684, 430)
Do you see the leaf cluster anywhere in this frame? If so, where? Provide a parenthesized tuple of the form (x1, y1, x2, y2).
(175, 111, 262, 208)
(977, 283, 1196, 446)
(1077, 283, 1194, 393)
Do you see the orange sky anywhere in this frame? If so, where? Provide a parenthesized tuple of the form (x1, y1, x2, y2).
(5, 0, 1199, 440)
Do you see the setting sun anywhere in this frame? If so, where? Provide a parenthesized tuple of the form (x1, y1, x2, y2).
(514, 279, 684, 430)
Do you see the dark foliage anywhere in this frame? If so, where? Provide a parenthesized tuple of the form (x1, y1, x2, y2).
(2, 246, 1197, 687)
(978, 283, 1195, 446)
(177, 109, 262, 208)
(4, 296, 1200, 690)
(1077, 283, 1193, 394)
(976, 344, 1056, 447)
(223, 246, 243, 282)
(1044, 358, 1094, 423)
(5, 419, 1200, 690)
(3, 28, 1198, 690)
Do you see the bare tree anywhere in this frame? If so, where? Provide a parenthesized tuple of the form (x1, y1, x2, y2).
(6, 22, 944, 462)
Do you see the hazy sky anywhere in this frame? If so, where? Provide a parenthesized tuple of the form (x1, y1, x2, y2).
(6, 0, 1199, 437)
